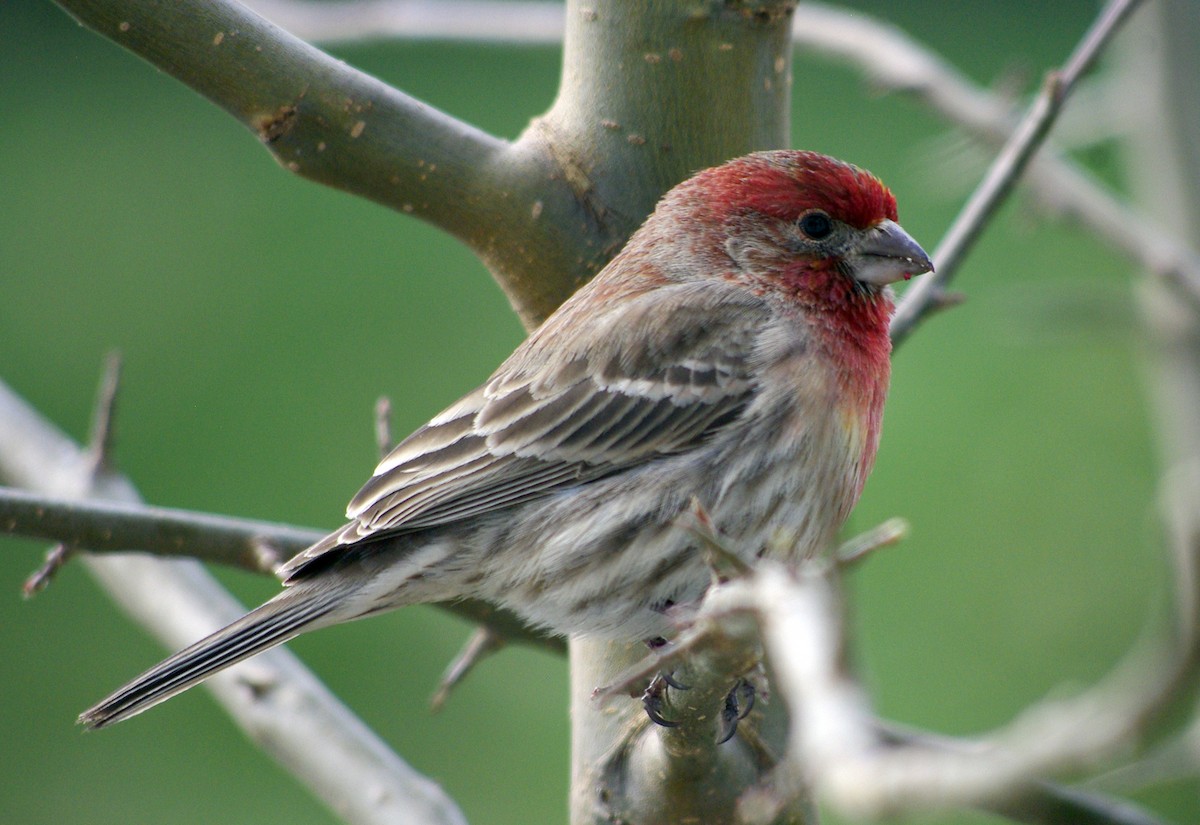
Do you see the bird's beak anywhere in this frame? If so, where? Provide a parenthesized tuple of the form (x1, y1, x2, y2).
(848, 219, 934, 286)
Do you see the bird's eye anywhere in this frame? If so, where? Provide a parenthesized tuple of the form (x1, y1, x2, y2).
(798, 211, 833, 240)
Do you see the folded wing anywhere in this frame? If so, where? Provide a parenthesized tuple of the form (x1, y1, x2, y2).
(280, 284, 766, 581)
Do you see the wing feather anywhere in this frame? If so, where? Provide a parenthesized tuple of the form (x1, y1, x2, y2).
(280, 284, 767, 581)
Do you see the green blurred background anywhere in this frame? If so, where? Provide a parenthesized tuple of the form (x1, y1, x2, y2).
(1, 1, 1193, 823)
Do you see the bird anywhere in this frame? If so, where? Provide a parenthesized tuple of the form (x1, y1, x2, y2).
(80, 149, 932, 730)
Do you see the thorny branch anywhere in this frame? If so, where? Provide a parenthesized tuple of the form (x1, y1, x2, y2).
(21, 351, 123, 597)
(890, 0, 1148, 343)
(592, 2, 1195, 822)
(0, 0, 1165, 600)
(594, 516, 1175, 825)
(0, 485, 562, 654)
(3, 1, 1193, 823)
(625, 498, 1196, 825)
(244, 0, 1200, 318)
(0, 372, 468, 825)
(789, 3, 1200, 315)
(773, 451, 1194, 820)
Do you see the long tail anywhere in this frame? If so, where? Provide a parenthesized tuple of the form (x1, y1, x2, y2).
(79, 582, 356, 729)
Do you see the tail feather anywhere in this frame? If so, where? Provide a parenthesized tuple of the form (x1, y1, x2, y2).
(79, 584, 351, 729)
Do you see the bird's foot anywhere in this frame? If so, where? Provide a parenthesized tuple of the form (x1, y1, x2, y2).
(641, 670, 690, 727)
(715, 678, 756, 744)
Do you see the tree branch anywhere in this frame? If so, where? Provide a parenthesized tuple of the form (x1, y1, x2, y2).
(735, 451, 1199, 822)
(0, 484, 563, 654)
(596, 576, 1177, 825)
(54, 0, 504, 224)
(51, 0, 624, 327)
(986, 783, 1171, 825)
(785, 2, 1200, 320)
(246, 0, 565, 44)
(685, 510, 1197, 824)
(2, 485, 313, 574)
(890, 0, 1147, 344)
(236, 0, 1200, 321)
(0, 376, 466, 825)
(51, 0, 800, 333)
(876, 726, 1174, 825)
(14, 2, 1185, 822)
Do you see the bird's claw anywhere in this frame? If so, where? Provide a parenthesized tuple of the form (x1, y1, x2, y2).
(734, 678, 755, 720)
(641, 672, 685, 728)
(660, 670, 690, 691)
(716, 678, 756, 744)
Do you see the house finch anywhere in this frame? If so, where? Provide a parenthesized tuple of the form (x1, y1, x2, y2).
(81, 150, 931, 729)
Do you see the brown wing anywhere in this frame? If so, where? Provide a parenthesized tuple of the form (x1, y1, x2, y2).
(280, 284, 765, 581)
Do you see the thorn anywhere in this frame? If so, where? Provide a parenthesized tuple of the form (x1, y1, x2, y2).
(375, 396, 393, 459)
(430, 625, 505, 712)
(593, 641, 687, 706)
(251, 537, 286, 576)
(23, 543, 74, 599)
(1042, 69, 1067, 105)
(836, 518, 910, 568)
(85, 351, 123, 478)
(28, 353, 122, 596)
(236, 662, 280, 700)
(932, 289, 967, 311)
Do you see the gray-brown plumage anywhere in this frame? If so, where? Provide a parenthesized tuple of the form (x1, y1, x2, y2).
(81, 151, 931, 729)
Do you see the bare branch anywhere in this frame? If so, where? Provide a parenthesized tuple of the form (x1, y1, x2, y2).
(430, 626, 506, 712)
(987, 783, 1171, 825)
(0, 377, 467, 825)
(1087, 715, 1200, 796)
(877, 726, 1174, 825)
(48, 0, 579, 326)
(792, 3, 1200, 317)
(835, 517, 909, 568)
(55, 0, 796, 332)
(679, 552, 1191, 824)
(246, 0, 565, 44)
(739, 457, 1200, 822)
(84, 350, 123, 476)
(22, 543, 73, 599)
(891, 0, 1147, 344)
(0, 484, 564, 654)
(54, 0, 506, 224)
(1, 485, 315, 574)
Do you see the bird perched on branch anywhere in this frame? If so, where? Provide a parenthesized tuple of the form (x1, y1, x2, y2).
(81, 150, 931, 730)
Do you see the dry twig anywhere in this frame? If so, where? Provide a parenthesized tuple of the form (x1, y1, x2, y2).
(0, 375, 468, 825)
(430, 626, 506, 712)
(890, 0, 1148, 343)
